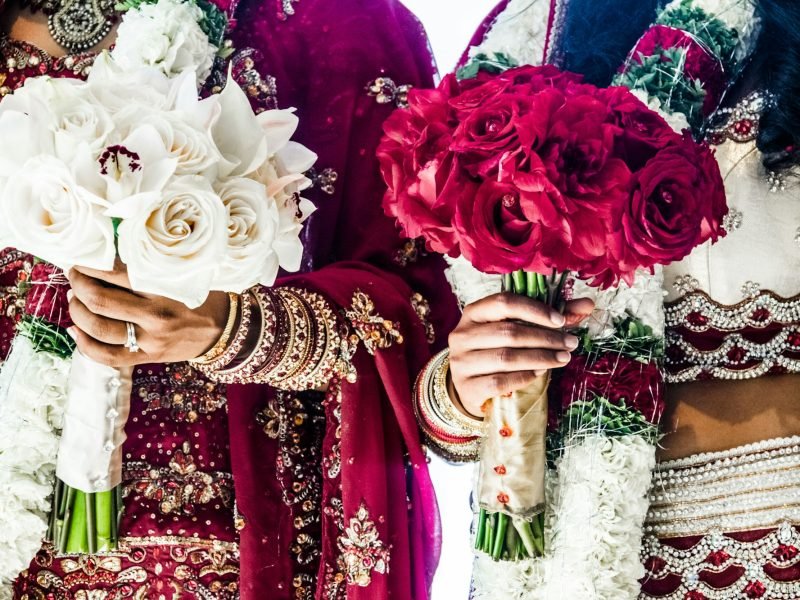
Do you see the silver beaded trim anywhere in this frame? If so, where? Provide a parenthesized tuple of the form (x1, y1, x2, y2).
(641, 525, 800, 599)
(665, 291, 800, 382)
(641, 438, 800, 599)
(666, 291, 800, 333)
(646, 436, 800, 537)
(666, 328, 800, 382)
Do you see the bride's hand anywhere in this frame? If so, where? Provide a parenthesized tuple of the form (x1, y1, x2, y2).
(448, 293, 595, 418)
(66, 264, 229, 367)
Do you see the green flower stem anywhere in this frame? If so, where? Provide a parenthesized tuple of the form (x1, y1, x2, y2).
(512, 271, 526, 295)
(96, 491, 114, 551)
(526, 272, 537, 298)
(58, 486, 76, 554)
(474, 508, 487, 551)
(66, 491, 88, 554)
(86, 493, 97, 554)
(492, 513, 509, 560)
(530, 513, 546, 556)
(513, 518, 538, 557)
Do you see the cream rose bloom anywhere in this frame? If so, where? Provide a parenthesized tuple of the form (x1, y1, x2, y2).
(111, 0, 217, 81)
(211, 177, 282, 291)
(0, 112, 115, 270)
(108, 175, 227, 307)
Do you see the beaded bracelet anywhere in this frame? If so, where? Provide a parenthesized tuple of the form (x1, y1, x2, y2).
(414, 349, 483, 462)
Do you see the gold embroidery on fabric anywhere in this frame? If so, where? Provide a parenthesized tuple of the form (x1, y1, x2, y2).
(338, 502, 391, 587)
(123, 441, 233, 516)
(20, 539, 239, 600)
(366, 77, 412, 108)
(410, 292, 435, 344)
(345, 291, 403, 355)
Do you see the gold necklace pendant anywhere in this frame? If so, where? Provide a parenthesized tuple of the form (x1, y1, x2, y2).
(47, 0, 116, 53)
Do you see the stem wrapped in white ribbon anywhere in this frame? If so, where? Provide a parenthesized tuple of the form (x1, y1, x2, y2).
(56, 353, 132, 492)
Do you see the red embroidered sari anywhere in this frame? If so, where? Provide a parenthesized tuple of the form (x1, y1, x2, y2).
(1, 0, 458, 598)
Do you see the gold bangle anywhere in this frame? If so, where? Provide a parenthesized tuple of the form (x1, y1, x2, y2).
(191, 292, 240, 365)
(193, 291, 253, 377)
(213, 287, 280, 383)
(413, 350, 482, 462)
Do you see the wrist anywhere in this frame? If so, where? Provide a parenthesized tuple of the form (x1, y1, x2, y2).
(414, 349, 482, 462)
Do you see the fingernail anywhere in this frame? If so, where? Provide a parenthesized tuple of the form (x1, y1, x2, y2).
(66, 290, 74, 302)
(534, 370, 546, 377)
(66, 327, 77, 341)
(550, 311, 566, 327)
(556, 351, 571, 363)
(564, 335, 579, 350)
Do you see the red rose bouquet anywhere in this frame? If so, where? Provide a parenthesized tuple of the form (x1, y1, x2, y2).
(379, 63, 726, 566)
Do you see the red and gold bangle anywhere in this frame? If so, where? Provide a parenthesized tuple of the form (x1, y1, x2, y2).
(212, 287, 283, 384)
(199, 285, 349, 391)
(191, 291, 254, 376)
(191, 292, 240, 365)
(414, 349, 483, 462)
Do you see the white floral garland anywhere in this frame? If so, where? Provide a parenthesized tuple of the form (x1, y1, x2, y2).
(0, 336, 71, 591)
(462, 0, 758, 598)
(465, 0, 552, 67)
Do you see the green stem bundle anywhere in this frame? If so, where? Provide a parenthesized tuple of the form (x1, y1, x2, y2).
(50, 479, 122, 554)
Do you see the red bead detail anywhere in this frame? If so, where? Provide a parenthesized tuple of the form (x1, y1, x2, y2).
(788, 331, 800, 348)
(644, 556, 667, 575)
(496, 492, 509, 504)
(726, 346, 747, 363)
(751, 307, 771, 322)
(705, 549, 730, 567)
(773, 544, 799, 561)
(684, 591, 708, 600)
(733, 119, 753, 135)
(744, 581, 766, 598)
(686, 311, 709, 327)
(493, 465, 507, 475)
(499, 426, 513, 438)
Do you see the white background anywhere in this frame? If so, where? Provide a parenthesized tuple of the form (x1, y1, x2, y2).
(398, 0, 499, 597)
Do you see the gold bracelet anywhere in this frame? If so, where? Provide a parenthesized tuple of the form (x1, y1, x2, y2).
(191, 292, 240, 365)
(213, 287, 280, 383)
(413, 349, 483, 462)
(192, 291, 254, 376)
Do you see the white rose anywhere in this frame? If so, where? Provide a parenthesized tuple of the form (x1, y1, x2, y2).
(109, 175, 227, 307)
(211, 177, 282, 291)
(87, 52, 173, 114)
(112, 0, 217, 81)
(50, 90, 115, 158)
(113, 105, 223, 178)
(0, 151, 115, 271)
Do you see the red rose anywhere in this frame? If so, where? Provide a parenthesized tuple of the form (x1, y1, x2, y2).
(453, 172, 575, 274)
(618, 135, 727, 271)
(628, 26, 726, 116)
(450, 93, 530, 178)
(603, 86, 680, 169)
(25, 262, 73, 330)
(378, 81, 464, 254)
(560, 353, 664, 425)
(499, 64, 583, 91)
(537, 92, 632, 262)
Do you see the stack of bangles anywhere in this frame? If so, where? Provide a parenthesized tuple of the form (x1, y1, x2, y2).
(414, 349, 483, 462)
(190, 286, 349, 390)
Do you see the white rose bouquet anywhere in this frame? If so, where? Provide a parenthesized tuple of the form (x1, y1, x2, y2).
(0, 0, 315, 587)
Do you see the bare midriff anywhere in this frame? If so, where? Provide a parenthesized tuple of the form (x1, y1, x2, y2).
(658, 374, 800, 460)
